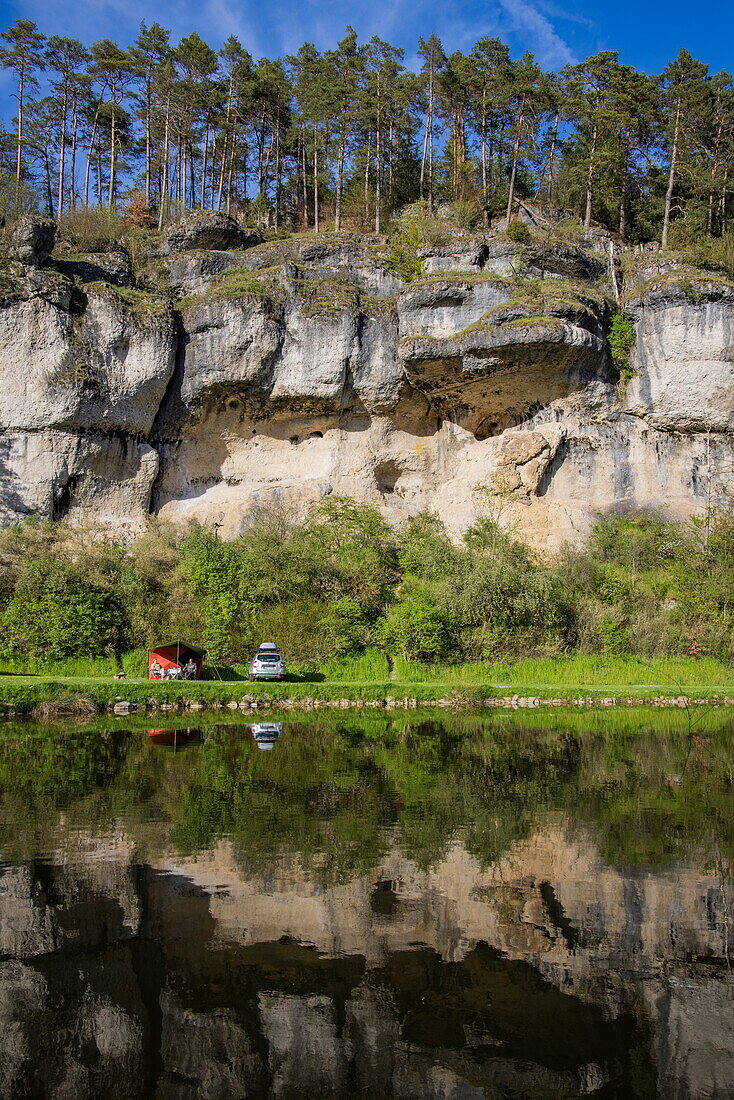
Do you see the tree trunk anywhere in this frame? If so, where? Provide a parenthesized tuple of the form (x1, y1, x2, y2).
(15, 67, 24, 203)
(364, 132, 371, 223)
(216, 78, 234, 211)
(583, 122, 598, 228)
(84, 109, 100, 207)
(427, 62, 435, 213)
(42, 146, 53, 215)
(374, 78, 382, 234)
(546, 109, 559, 202)
(108, 91, 117, 207)
(419, 113, 429, 201)
(144, 80, 151, 206)
(387, 120, 394, 211)
(481, 88, 488, 226)
(662, 99, 681, 249)
(56, 79, 68, 220)
(96, 148, 102, 206)
(274, 110, 281, 229)
(335, 131, 345, 231)
(506, 95, 526, 222)
(313, 126, 319, 233)
(708, 118, 723, 236)
(69, 97, 79, 209)
(158, 96, 170, 230)
(301, 129, 308, 227)
(200, 124, 209, 208)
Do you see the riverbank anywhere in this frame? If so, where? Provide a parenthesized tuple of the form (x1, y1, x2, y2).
(0, 653, 732, 715)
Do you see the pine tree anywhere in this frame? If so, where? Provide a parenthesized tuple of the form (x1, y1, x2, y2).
(660, 49, 711, 248)
(328, 28, 364, 232)
(505, 52, 542, 221)
(131, 22, 170, 209)
(467, 37, 511, 221)
(89, 39, 134, 207)
(0, 20, 46, 205)
(45, 36, 89, 219)
(417, 35, 446, 213)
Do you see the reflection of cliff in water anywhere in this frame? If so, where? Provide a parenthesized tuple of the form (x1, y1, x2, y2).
(1, 857, 652, 1099)
(3, 824, 734, 1098)
(2, 713, 734, 1096)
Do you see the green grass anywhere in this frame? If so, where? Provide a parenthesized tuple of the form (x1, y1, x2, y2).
(393, 654, 734, 692)
(0, 653, 731, 713)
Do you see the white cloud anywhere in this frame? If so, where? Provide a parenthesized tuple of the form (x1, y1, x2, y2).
(497, 0, 576, 67)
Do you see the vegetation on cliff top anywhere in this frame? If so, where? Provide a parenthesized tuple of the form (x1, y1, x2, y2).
(1, 20, 734, 257)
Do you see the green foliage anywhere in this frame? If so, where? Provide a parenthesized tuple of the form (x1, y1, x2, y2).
(377, 594, 455, 661)
(0, 501, 732, 677)
(0, 558, 129, 659)
(386, 219, 425, 281)
(58, 205, 125, 252)
(506, 219, 532, 244)
(608, 311, 636, 380)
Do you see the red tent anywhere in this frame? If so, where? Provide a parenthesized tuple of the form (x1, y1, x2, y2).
(148, 642, 204, 680)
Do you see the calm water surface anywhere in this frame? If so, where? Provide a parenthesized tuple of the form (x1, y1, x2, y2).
(1, 709, 734, 1098)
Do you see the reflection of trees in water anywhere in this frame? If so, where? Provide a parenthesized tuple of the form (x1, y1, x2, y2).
(3, 712, 734, 883)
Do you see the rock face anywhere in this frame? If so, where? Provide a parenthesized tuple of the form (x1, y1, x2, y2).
(10, 215, 55, 266)
(164, 210, 262, 254)
(0, 221, 733, 547)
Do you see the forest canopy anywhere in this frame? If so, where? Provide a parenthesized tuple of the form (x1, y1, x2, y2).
(0, 19, 732, 246)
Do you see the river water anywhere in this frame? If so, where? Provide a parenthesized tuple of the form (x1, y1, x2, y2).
(1, 709, 734, 1098)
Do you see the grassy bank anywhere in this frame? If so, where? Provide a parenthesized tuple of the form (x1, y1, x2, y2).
(0, 653, 732, 714)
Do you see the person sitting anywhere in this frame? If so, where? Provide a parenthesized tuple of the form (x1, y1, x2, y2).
(183, 657, 198, 680)
(150, 658, 164, 680)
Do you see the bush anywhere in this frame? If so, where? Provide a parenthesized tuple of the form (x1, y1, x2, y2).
(58, 206, 125, 252)
(506, 220, 532, 245)
(608, 312, 636, 381)
(377, 595, 455, 661)
(1, 559, 129, 659)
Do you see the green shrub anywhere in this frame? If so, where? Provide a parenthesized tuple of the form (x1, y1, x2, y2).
(607, 312, 636, 381)
(377, 595, 455, 661)
(506, 220, 532, 245)
(58, 206, 125, 253)
(0, 559, 129, 659)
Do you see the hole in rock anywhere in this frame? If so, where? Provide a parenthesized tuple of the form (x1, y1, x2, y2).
(375, 460, 402, 494)
(307, 431, 323, 439)
(289, 435, 299, 445)
(52, 473, 81, 521)
(227, 399, 240, 411)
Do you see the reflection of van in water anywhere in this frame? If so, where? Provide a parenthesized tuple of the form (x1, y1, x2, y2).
(250, 722, 283, 750)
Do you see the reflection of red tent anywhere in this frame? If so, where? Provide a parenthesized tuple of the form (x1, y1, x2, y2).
(148, 642, 204, 681)
(147, 727, 200, 747)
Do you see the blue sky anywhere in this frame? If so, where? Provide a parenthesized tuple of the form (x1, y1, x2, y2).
(0, 0, 731, 89)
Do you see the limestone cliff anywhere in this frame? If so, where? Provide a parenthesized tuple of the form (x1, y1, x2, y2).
(1, 214, 733, 550)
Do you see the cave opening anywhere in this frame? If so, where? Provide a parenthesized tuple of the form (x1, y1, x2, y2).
(375, 460, 402, 494)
